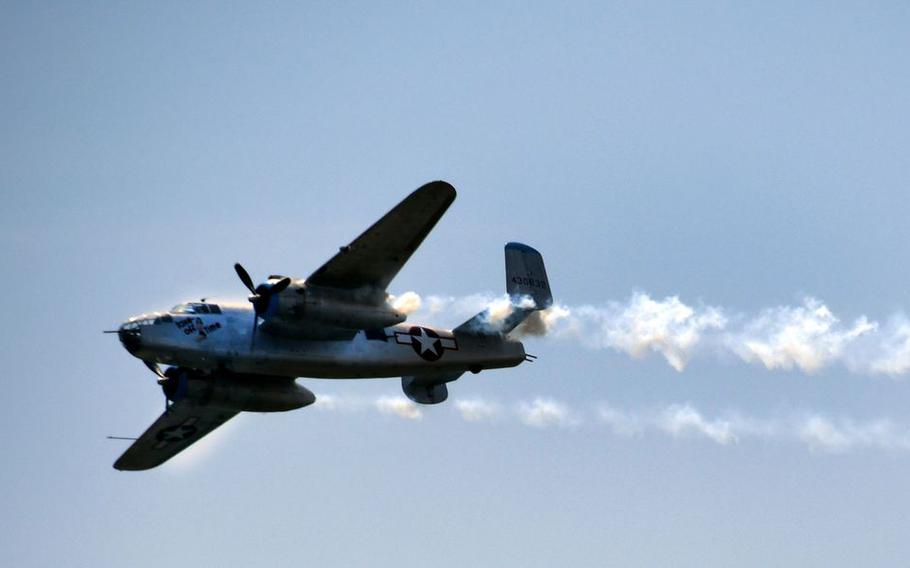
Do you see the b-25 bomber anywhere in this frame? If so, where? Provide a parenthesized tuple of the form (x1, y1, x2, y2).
(110, 181, 552, 470)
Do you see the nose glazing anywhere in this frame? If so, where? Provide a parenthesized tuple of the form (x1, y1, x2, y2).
(118, 322, 142, 355)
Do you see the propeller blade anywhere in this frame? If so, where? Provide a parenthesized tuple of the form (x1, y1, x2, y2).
(234, 263, 256, 294)
(234, 266, 290, 352)
(271, 277, 291, 295)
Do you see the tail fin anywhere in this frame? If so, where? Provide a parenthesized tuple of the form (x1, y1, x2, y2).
(505, 242, 552, 309)
(454, 242, 552, 335)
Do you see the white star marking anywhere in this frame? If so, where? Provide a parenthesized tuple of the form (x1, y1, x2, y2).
(413, 328, 439, 355)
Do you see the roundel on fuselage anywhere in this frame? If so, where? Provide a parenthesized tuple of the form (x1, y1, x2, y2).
(406, 326, 444, 361)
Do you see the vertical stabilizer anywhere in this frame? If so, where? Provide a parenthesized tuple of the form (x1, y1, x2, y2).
(454, 242, 553, 335)
(505, 242, 552, 309)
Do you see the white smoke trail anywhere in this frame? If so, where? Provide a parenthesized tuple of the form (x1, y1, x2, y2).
(657, 404, 738, 444)
(517, 397, 579, 428)
(312, 393, 380, 413)
(559, 294, 726, 371)
(598, 402, 910, 453)
(869, 317, 910, 375)
(454, 398, 502, 422)
(597, 405, 645, 437)
(312, 394, 343, 411)
(728, 299, 876, 373)
(395, 290, 910, 376)
(374, 396, 423, 420)
(797, 415, 910, 453)
(390, 291, 422, 315)
(312, 393, 910, 454)
(515, 304, 572, 336)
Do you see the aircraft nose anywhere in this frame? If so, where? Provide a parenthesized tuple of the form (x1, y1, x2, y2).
(118, 322, 142, 355)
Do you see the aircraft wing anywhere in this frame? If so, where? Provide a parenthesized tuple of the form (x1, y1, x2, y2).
(306, 181, 456, 294)
(113, 400, 239, 471)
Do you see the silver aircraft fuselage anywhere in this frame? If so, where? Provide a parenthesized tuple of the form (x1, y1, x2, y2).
(119, 304, 527, 380)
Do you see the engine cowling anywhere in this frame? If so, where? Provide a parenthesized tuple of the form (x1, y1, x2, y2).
(401, 377, 449, 405)
(259, 283, 404, 331)
(160, 368, 315, 412)
(301, 297, 406, 329)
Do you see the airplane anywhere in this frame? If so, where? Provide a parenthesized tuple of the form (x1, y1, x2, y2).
(109, 181, 552, 470)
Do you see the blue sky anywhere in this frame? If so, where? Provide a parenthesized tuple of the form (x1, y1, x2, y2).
(2, 2, 910, 566)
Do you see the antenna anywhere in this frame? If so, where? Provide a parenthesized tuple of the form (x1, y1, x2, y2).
(106, 436, 138, 441)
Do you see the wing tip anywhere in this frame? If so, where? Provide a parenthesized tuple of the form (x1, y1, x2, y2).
(505, 241, 541, 255)
(112, 457, 154, 471)
(416, 180, 457, 203)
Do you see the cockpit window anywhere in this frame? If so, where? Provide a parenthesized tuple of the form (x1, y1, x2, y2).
(171, 303, 221, 315)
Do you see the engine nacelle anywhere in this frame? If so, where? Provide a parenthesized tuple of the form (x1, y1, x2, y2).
(401, 376, 450, 405)
(265, 284, 406, 332)
(161, 368, 316, 412)
(302, 297, 406, 329)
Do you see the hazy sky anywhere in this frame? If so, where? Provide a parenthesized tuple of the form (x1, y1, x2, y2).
(3, 2, 910, 566)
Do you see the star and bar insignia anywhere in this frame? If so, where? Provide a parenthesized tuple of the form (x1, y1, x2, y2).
(394, 326, 458, 361)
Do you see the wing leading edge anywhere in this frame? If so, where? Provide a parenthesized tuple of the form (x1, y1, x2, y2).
(306, 181, 456, 293)
(113, 400, 239, 471)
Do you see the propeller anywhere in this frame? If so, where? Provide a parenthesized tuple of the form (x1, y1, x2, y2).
(234, 262, 291, 348)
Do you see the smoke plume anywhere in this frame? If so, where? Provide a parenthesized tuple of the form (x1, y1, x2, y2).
(374, 396, 423, 420)
(310, 392, 910, 454)
(454, 399, 502, 422)
(398, 290, 910, 376)
(517, 398, 579, 428)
